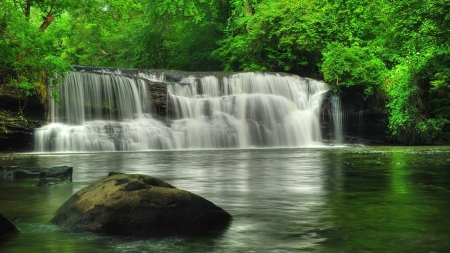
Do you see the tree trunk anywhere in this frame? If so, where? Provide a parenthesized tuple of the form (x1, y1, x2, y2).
(40, 15, 55, 32)
(245, 0, 253, 15)
(25, 0, 32, 19)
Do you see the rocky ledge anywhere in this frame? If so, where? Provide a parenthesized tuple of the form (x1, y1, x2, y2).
(0, 85, 45, 152)
(51, 173, 232, 237)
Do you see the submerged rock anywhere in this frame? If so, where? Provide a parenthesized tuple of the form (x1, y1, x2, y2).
(51, 173, 232, 237)
(2, 165, 73, 186)
(0, 213, 20, 239)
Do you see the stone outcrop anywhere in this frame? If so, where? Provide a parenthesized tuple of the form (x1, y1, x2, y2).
(340, 87, 389, 145)
(0, 85, 44, 152)
(320, 87, 390, 145)
(145, 81, 168, 118)
(2, 165, 73, 186)
(0, 213, 20, 238)
(51, 173, 232, 237)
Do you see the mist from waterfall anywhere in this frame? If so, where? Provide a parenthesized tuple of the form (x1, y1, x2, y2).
(35, 69, 340, 152)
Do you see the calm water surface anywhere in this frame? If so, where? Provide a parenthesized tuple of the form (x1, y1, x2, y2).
(1, 147, 450, 252)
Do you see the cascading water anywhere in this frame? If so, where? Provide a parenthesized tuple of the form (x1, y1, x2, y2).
(35, 72, 173, 152)
(331, 96, 344, 144)
(167, 73, 327, 148)
(35, 69, 339, 152)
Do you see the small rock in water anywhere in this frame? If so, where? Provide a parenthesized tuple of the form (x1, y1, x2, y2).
(4, 169, 40, 179)
(51, 173, 232, 237)
(2, 165, 73, 186)
(0, 213, 20, 239)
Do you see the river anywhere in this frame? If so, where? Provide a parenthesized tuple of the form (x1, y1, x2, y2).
(1, 146, 450, 252)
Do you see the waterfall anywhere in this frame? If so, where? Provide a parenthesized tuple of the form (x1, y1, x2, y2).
(35, 69, 339, 152)
(331, 96, 344, 144)
(342, 110, 364, 143)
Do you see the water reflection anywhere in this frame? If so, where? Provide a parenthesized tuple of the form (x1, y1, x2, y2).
(321, 147, 450, 252)
(1, 147, 450, 252)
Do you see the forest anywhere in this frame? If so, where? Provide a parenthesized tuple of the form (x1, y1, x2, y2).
(1, 0, 450, 144)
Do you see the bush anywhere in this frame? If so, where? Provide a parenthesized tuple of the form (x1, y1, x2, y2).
(321, 42, 386, 96)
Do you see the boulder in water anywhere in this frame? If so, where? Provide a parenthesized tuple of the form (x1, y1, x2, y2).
(0, 213, 20, 239)
(2, 165, 73, 186)
(51, 173, 232, 236)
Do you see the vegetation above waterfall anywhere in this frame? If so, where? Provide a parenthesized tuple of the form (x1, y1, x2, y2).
(1, 0, 450, 144)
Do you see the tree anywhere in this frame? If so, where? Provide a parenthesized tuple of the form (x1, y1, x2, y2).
(383, 0, 450, 143)
(213, 0, 391, 75)
(127, 0, 228, 70)
(321, 43, 386, 96)
(214, 0, 327, 72)
(1, 0, 73, 121)
(61, 0, 144, 67)
(11, 0, 72, 31)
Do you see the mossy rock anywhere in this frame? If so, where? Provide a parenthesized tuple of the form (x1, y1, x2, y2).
(51, 173, 232, 236)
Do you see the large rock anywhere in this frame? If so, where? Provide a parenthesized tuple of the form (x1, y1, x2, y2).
(51, 173, 232, 236)
(0, 213, 20, 238)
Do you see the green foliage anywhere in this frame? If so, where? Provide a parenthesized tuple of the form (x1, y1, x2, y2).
(427, 53, 450, 141)
(129, 0, 227, 70)
(380, 0, 450, 144)
(214, 0, 391, 74)
(386, 54, 449, 144)
(0, 0, 72, 106)
(321, 43, 386, 96)
(61, 0, 144, 67)
(63, 0, 227, 70)
(214, 0, 327, 72)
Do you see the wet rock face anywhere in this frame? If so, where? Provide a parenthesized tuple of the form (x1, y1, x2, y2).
(51, 173, 232, 237)
(0, 86, 45, 152)
(145, 81, 168, 118)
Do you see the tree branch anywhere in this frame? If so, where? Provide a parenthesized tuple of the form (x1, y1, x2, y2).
(40, 14, 55, 32)
(0, 29, 17, 41)
(97, 44, 117, 57)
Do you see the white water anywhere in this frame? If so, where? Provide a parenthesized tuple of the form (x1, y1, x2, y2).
(35, 70, 338, 152)
(332, 96, 343, 144)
